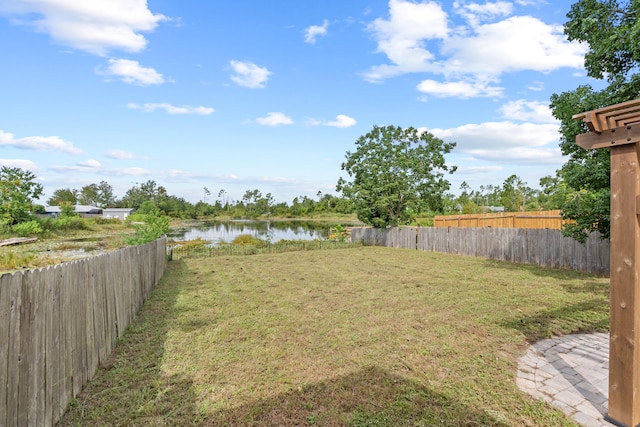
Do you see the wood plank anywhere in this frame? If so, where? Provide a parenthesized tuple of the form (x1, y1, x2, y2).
(85, 260, 98, 382)
(50, 266, 63, 424)
(575, 123, 640, 150)
(71, 261, 85, 395)
(606, 142, 640, 426)
(573, 98, 640, 122)
(5, 272, 21, 427)
(28, 269, 45, 426)
(61, 262, 73, 411)
(17, 270, 33, 426)
(0, 237, 38, 247)
(0, 273, 12, 427)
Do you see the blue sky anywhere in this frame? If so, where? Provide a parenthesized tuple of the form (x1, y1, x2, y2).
(0, 0, 599, 205)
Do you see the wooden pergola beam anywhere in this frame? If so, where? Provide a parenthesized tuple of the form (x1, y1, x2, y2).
(575, 123, 640, 150)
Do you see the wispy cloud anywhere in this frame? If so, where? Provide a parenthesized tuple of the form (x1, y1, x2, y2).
(127, 102, 214, 115)
(0, 158, 39, 171)
(0, 0, 167, 56)
(429, 121, 562, 165)
(417, 79, 503, 98)
(50, 163, 151, 176)
(304, 19, 329, 44)
(499, 100, 557, 123)
(308, 114, 357, 128)
(0, 130, 82, 154)
(255, 112, 293, 126)
(230, 60, 272, 88)
(105, 149, 137, 160)
(100, 59, 164, 85)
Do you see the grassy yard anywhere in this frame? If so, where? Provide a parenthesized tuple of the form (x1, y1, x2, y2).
(59, 246, 609, 426)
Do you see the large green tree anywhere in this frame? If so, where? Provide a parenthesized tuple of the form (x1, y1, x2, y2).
(337, 125, 456, 228)
(78, 181, 116, 207)
(550, 0, 640, 242)
(0, 166, 44, 226)
(47, 188, 78, 206)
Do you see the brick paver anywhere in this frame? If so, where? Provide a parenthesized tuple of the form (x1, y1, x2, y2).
(516, 333, 614, 426)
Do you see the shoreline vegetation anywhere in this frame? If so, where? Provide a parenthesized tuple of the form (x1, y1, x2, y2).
(0, 215, 361, 273)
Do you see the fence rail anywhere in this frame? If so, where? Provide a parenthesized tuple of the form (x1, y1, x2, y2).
(0, 237, 166, 427)
(433, 210, 567, 229)
(352, 227, 609, 275)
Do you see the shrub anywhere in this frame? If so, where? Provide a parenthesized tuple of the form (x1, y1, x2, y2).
(124, 213, 170, 245)
(231, 234, 267, 247)
(11, 220, 43, 236)
(55, 216, 89, 231)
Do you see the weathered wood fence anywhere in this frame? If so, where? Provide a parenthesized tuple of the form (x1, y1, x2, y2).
(0, 237, 166, 427)
(352, 227, 609, 275)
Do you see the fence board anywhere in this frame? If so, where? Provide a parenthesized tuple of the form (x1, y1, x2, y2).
(18, 271, 32, 426)
(5, 272, 21, 427)
(0, 273, 12, 427)
(84, 261, 97, 382)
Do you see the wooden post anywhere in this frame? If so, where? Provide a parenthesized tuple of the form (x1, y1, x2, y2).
(574, 99, 640, 427)
(607, 142, 640, 426)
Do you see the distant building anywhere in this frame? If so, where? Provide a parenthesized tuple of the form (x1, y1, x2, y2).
(483, 206, 505, 213)
(102, 208, 135, 220)
(44, 205, 103, 216)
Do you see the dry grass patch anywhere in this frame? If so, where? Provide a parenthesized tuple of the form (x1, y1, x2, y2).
(59, 247, 609, 426)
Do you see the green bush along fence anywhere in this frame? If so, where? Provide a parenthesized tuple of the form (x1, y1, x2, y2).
(0, 237, 166, 427)
(351, 227, 609, 275)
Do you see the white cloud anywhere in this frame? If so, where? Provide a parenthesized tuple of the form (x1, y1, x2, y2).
(0, 158, 39, 171)
(429, 121, 563, 165)
(255, 112, 293, 126)
(101, 59, 164, 85)
(113, 167, 150, 176)
(464, 146, 564, 164)
(455, 165, 504, 174)
(230, 60, 272, 88)
(105, 149, 136, 160)
(127, 102, 214, 115)
(0, 0, 166, 56)
(453, 1, 512, 27)
(304, 19, 329, 44)
(364, 1, 587, 98)
(417, 79, 503, 98)
(527, 81, 545, 91)
(0, 130, 82, 154)
(324, 115, 357, 128)
(50, 164, 150, 175)
(442, 16, 586, 77)
(431, 121, 559, 149)
(499, 100, 557, 123)
(77, 159, 101, 168)
(365, 0, 448, 81)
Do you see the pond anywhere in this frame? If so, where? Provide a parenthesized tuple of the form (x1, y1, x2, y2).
(167, 220, 334, 246)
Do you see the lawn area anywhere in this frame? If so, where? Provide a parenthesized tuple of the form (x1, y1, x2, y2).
(59, 246, 609, 426)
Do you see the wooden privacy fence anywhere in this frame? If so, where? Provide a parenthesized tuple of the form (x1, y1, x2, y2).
(433, 210, 567, 229)
(352, 227, 609, 275)
(0, 237, 166, 427)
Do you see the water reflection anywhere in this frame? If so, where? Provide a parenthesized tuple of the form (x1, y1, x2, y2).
(168, 220, 330, 246)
